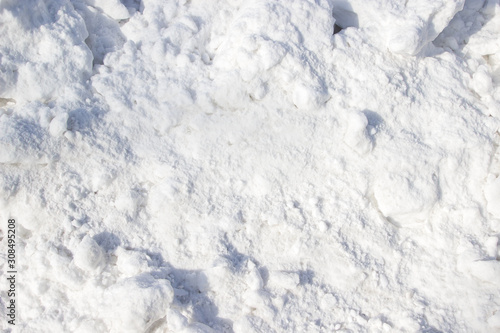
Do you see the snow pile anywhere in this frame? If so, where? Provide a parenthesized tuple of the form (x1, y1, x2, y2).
(0, 0, 92, 103)
(331, 0, 466, 55)
(1, 0, 500, 332)
(343, 111, 372, 155)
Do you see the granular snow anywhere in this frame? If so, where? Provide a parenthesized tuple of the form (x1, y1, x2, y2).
(1, 0, 500, 332)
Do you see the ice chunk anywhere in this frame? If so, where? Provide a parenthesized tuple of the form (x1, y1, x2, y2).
(102, 274, 174, 333)
(73, 236, 105, 272)
(84, 0, 130, 21)
(245, 260, 264, 291)
(113, 188, 145, 217)
(292, 83, 329, 110)
(471, 66, 493, 95)
(344, 111, 372, 155)
(115, 248, 149, 277)
(49, 113, 69, 137)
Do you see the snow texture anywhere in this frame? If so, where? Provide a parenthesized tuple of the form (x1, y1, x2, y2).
(1, 0, 500, 332)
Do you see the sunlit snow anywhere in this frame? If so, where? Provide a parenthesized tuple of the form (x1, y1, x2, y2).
(1, 0, 500, 332)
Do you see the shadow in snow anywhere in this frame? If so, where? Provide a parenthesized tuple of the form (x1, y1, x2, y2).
(332, 1, 359, 32)
(144, 250, 234, 333)
(93, 232, 121, 251)
(433, 0, 497, 56)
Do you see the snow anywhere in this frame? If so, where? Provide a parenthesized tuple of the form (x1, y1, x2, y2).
(1, 0, 500, 332)
(343, 111, 372, 155)
(486, 175, 500, 218)
(0, 0, 92, 103)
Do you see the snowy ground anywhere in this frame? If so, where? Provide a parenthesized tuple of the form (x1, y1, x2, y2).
(1, 0, 500, 332)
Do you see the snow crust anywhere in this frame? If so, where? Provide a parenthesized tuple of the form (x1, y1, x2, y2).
(1, 0, 500, 332)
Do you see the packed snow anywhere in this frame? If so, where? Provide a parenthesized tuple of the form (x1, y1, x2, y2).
(1, 0, 500, 332)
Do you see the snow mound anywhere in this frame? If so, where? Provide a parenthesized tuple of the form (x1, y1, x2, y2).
(344, 111, 373, 155)
(0, 0, 92, 103)
(83, 0, 130, 21)
(332, 0, 465, 55)
(73, 235, 106, 272)
(102, 274, 174, 332)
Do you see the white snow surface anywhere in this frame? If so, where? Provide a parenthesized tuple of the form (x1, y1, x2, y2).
(1, 0, 500, 332)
